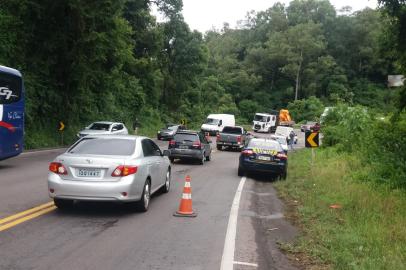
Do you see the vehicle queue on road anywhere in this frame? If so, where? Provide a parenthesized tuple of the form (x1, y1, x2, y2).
(47, 115, 296, 212)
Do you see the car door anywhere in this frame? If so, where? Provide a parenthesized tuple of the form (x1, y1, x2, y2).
(149, 140, 167, 187)
(199, 132, 211, 157)
(141, 139, 160, 191)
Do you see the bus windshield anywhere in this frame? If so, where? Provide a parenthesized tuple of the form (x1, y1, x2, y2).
(0, 73, 22, 104)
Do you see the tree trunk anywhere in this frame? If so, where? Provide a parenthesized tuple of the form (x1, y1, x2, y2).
(295, 50, 303, 101)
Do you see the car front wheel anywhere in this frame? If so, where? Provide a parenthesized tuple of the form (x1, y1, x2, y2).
(160, 170, 171, 193)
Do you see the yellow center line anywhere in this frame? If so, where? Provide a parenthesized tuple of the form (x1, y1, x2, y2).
(0, 205, 57, 232)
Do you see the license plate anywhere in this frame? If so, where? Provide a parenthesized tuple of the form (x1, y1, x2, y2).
(77, 169, 101, 177)
(257, 155, 271, 161)
(179, 145, 189, 149)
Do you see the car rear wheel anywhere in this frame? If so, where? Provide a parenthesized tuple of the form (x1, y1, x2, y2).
(135, 180, 151, 212)
(54, 198, 74, 210)
(217, 145, 222, 151)
(238, 166, 244, 177)
(160, 170, 171, 193)
(199, 153, 205, 165)
(280, 170, 287, 180)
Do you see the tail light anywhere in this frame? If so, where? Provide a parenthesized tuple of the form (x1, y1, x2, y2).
(112, 165, 138, 177)
(49, 162, 67, 175)
(237, 135, 242, 144)
(169, 140, 176, 147)
(192, 141, 202, 149)
(242, 149, 254, 156)
(276, 153, 288, 160)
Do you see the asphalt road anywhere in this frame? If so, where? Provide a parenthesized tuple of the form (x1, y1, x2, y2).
(0, 131, 305, 270)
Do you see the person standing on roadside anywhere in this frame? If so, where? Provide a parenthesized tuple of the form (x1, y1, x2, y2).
(133, 117, 139, 135)
(289, 130, 295, 150)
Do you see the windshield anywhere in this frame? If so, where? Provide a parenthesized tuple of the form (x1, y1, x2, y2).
(247, 140, 282, 151)
(205, 118, 220, 125)
(88, 123, 111, 131)
(168, 126, 178, 131)
(222, 126, 242, 134)
(0, 72, 22, 104)
(254, 115, 267, 122)
(68, 138, 135, 155)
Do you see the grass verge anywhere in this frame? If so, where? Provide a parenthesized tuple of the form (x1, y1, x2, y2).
(274, 147, 406, 270)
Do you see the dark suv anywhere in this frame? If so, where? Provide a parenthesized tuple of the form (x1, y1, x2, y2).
(168, 131, 212, 164)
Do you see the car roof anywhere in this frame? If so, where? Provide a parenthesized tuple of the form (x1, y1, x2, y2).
(223, 125, 242, 128)
(81, 134, 145, 140)
(175, 130, 199, 135)
(91, 121, 122, 125)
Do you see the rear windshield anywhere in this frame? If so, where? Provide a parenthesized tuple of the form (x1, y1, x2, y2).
(247, 140, 282, 151)
(222, 126, 242, 134)
(174, 133, 199, 142)
(89, 123, 111, 131)
(0, 72, 22, 104)
(68, 138, 135, 156)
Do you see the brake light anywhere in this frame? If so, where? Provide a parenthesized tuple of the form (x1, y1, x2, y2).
(192, 141, 202, 149)
(169, 140, 176, 147)
(112, 165, 138, 177)
(242, 149, 254, 156)
(49, 162, 67, 175)
(237, 135, 242, 144)
(276, 153, 288, 160)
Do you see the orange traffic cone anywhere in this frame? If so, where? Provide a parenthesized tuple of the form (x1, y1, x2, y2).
(174, 175, 197, 217)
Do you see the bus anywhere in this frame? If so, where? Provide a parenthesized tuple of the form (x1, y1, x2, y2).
(0, 65, 24, 160)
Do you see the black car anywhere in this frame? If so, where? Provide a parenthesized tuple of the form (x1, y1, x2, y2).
(238, 138, 287, 179)
(168, 130, 212, 164)
(157, 124, 185, 140)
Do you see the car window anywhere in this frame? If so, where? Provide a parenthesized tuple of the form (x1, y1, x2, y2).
(222, 126, 242, 134)
(0, 72, 22, 104)
(68, 138, 135, 156)
(149, 140, 162, 156)
(174, 133, 199, 142)
(198, 132, 207, 144)
(168, 126, 178, 131)
(247, 139, 282, 151)
(89, 123, 111, 131)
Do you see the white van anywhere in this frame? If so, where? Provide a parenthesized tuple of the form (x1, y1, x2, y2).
(275, 126, 298, 144)
(201, 114, 235, 135)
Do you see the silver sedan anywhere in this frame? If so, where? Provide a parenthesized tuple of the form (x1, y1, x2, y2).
(48, 135, 171, 212)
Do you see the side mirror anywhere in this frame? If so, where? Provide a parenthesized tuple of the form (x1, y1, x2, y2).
(163, 150, 170, 156)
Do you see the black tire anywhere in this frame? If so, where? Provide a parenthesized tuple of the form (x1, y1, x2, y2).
(217, 145, 222, 151)
(160, 169, 171, 193)
(238, 166, 245, 177)
(199, 153, 205, 165)
(280, 170, 287, 180)
(54, 198, 74, 210)
(135, 179, 151, 212)
(206, 152, 211, 161)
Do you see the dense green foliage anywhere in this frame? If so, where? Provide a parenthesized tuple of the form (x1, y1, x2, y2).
(0, 0, 402, 148)
(275, 148, 406, 269)
(322, 105, 406, 189)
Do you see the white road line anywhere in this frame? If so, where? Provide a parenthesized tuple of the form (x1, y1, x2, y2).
(233, 261, 258, 267)
(220, 176, 246, 270)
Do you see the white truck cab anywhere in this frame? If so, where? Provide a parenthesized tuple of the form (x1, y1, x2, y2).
(252, 113, 277, 133)
(201, 114, 235, 135)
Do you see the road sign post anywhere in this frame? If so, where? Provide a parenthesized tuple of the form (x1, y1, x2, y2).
(305, 131, 319, 175)
(58, 121, 65, 146)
